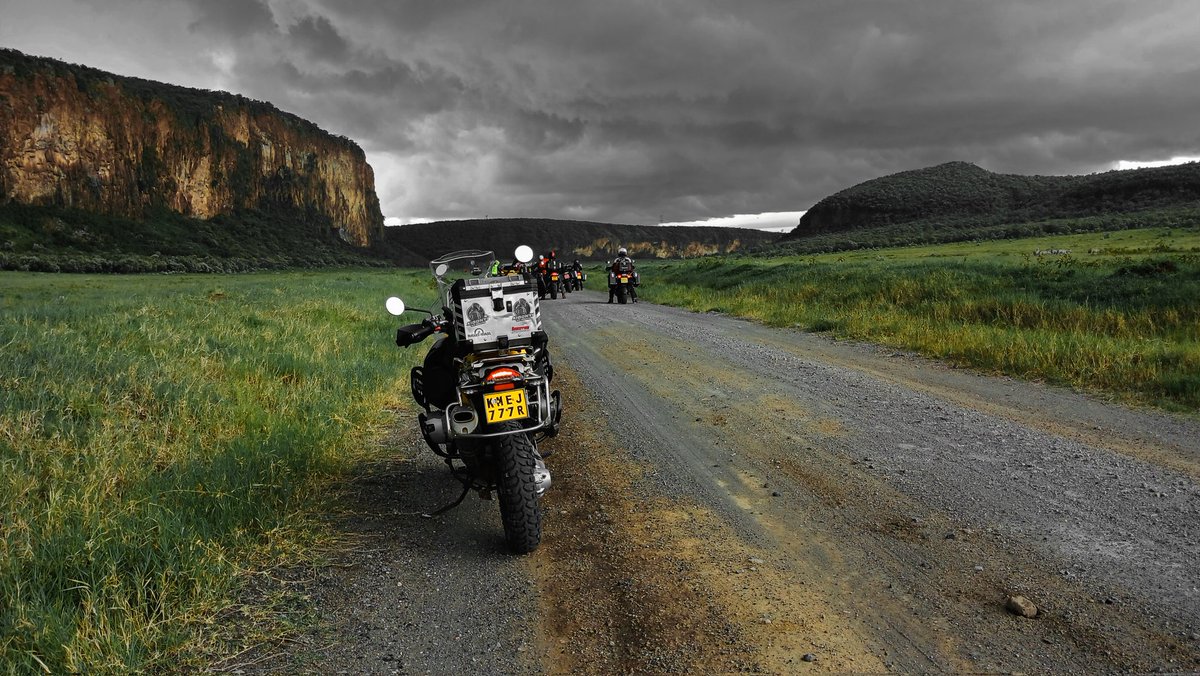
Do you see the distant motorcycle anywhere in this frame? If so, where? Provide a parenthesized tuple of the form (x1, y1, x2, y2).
(546, 267, 565, 299)
(609, 270, 635, 304)
(386, 246, 562, 553)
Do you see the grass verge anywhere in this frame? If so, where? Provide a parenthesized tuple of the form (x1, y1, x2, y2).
(641, 227, 1200, 412)
(0, 268, 434, 671)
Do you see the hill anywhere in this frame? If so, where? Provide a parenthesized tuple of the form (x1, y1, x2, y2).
(0, 48, 384, 271)
(376, 218, 780, 266)
(781, 161, 1200, 251)
(0, 51, 779, 273)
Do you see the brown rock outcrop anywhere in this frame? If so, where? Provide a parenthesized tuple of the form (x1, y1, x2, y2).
(0, 49, 383, 246)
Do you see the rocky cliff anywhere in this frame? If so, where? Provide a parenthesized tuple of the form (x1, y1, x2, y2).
(0, 49, 383, 247)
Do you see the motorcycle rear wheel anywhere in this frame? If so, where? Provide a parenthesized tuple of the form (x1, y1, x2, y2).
(494, 421, 543, 553)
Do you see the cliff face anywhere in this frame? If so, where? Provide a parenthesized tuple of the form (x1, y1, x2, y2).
(0, 49, 383, 246)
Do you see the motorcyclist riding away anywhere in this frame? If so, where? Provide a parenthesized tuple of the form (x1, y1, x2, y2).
(536, 255, 549, 297)
(608, 247, 638, 303)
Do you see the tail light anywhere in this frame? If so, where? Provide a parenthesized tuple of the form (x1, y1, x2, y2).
(485, 367, 522, 391)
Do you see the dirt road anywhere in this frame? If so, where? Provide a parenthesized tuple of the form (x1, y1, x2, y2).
(238, 289, 1200, 674)
(533, 289, 1200, 674)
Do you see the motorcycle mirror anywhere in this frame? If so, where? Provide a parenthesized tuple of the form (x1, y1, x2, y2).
(514, 245, 534, 263)
(385, 297, 406, 316)
(434, 263, 449, 277)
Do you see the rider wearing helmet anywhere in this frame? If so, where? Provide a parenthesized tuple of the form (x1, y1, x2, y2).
(608, 247, 638, 303)
(536, 255, 549, 298)
(571, 258, 584, 289)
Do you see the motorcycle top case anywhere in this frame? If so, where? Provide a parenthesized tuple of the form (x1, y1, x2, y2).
(449, 276, 542, 350)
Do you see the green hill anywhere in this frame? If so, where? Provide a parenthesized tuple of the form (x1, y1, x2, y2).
(780, 161, 1200, 252)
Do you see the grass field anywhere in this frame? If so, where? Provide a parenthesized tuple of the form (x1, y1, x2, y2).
(2, 225, 1197, 670)
(641, 226, 1200, 411)
(0, 269, 436, 671)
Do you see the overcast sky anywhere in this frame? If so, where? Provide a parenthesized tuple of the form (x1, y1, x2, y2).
(3, 0, 1200, 228)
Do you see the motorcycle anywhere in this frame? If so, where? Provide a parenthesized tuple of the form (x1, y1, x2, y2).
(609, 270, 635, 304)
(386, 246, 562, 553)
(568, 267, 585, 291)
(546, 268, 564, 299)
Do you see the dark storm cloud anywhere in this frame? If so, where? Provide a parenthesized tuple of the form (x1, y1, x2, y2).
(181, 0, 276, 38)
(4, 0, 1200, 222)
(288, 15, 349, 62)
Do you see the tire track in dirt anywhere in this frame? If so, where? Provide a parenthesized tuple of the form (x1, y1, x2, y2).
(535, 292, 1200, 673)
(531, 364, 887, 674)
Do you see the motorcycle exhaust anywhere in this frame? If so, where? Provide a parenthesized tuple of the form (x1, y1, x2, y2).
(421, 414, 450, 445)
(450, 407, 479, 436)
(421, 407, 480, 443)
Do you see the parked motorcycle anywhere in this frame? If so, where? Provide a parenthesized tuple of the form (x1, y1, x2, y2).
(386, 246, 562, 553)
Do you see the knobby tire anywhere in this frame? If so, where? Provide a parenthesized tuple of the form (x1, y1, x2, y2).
(493, 420, 543, 553)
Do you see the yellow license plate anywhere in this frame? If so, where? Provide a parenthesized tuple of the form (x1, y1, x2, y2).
(484, 389, 529, 423)
(620, 277, 629, 283)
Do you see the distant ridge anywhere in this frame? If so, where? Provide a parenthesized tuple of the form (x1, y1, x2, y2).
(377, 217, 780, 266)
(778, 161, 1200, 251)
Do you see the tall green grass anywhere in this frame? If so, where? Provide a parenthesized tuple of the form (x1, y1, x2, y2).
(0, 269, 434, 671)
(644, 227, 1200, 411)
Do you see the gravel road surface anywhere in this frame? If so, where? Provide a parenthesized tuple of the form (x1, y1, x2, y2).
(231, 288, 1200, 674)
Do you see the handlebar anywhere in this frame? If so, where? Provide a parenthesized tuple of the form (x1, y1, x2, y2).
(396, 317, 444, 347)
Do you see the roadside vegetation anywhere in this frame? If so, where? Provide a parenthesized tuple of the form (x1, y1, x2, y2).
(0, 203, 390, 274)
(0, 203, 772, 273)
(3, 225, 1196, 670)
(644, 227, 1200, 412)
(0, 268, 434, 671)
